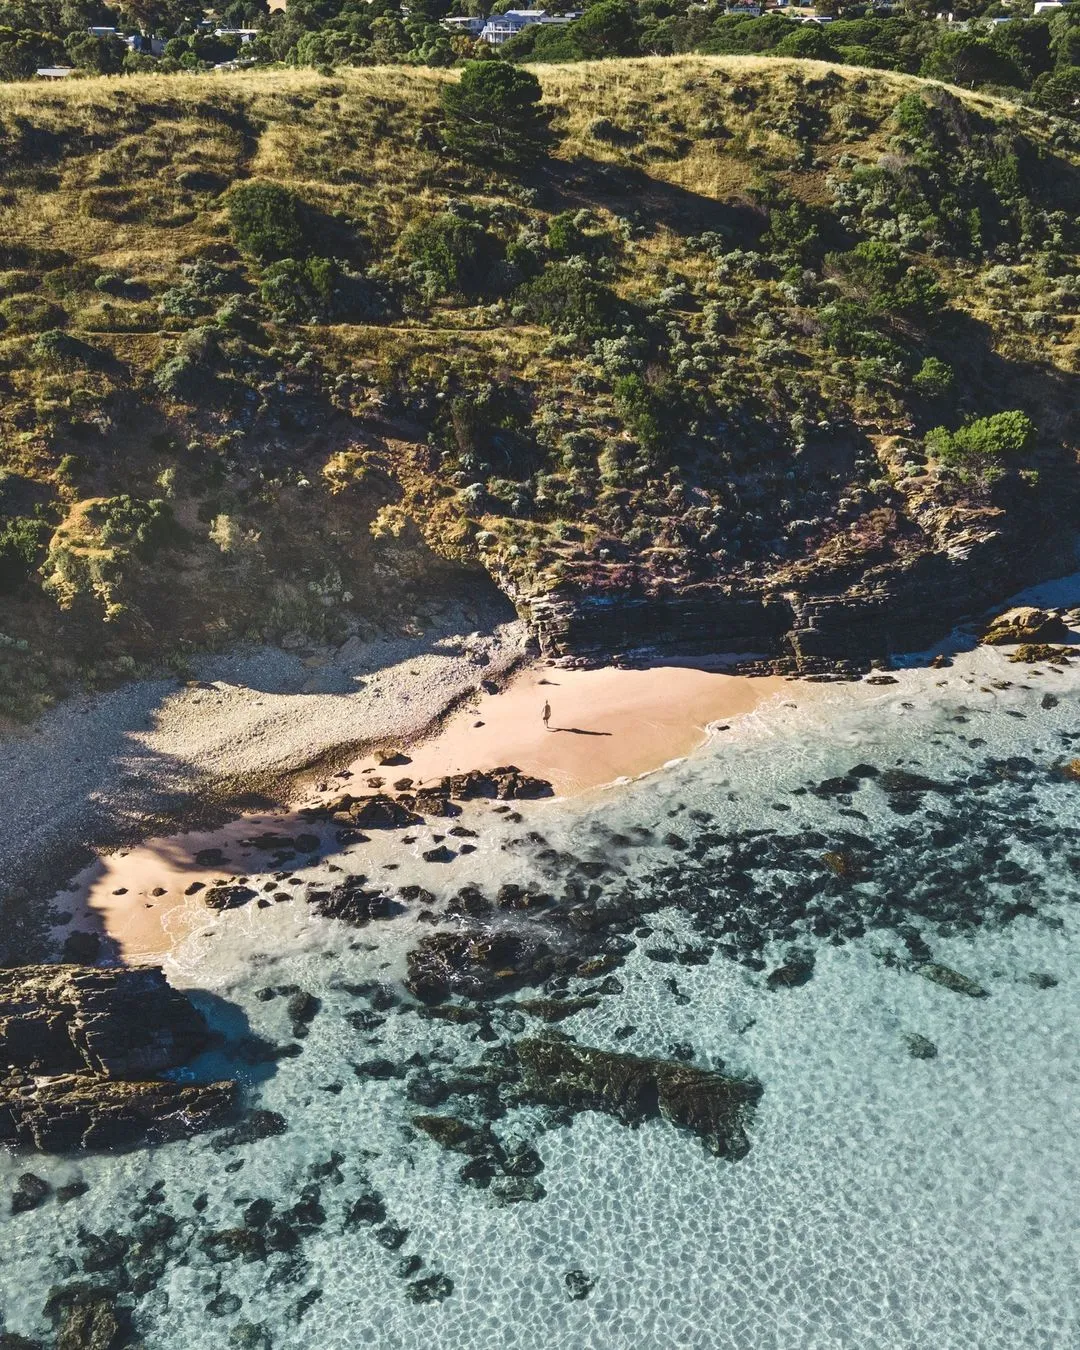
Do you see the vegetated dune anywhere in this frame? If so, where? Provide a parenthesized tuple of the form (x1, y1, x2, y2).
(0, 56, 1077, 718)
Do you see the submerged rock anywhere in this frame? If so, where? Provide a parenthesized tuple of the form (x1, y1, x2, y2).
(564, 1270, 596, 1301)
(916, 963, 988, 998)
(45, 1284, 127, 1350)
(903, 1033, 938, 1059)
(514, 1039, 762, 1159)
(765, 952, 815, 990)
(405, 1273, 453, 1304)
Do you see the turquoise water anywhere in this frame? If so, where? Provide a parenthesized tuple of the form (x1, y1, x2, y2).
(3, 646, 1079, 1349)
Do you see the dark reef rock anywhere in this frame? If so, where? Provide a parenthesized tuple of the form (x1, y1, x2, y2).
(515, 1039, 762, 1159)
(982, 606, 1068, 647)
(204, 885, 257, 911)
(211, 1110, 288, 1151)
(10, 1171, 51, 1214)
(309, 880, 397, 926)
(405, 929, 559, 1004)
(1, 1075, 235, 1152)
(903, 1033, 938, 1059)
(0, 965, 234, 1152)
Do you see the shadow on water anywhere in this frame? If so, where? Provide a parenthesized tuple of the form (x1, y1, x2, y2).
(173, 988, 281, 1091)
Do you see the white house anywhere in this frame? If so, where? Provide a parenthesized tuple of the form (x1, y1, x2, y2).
(214, 27, 261, 43)
(441, 15, 486, 35)
(479, 9, 581, 45)
(36, 66, 75, 78)
(1032, 1, 1066, 12)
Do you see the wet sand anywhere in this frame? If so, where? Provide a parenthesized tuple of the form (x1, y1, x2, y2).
(59, 664, 788, 963)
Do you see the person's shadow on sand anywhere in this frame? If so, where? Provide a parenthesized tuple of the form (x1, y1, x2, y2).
(550, 726, 613, 736)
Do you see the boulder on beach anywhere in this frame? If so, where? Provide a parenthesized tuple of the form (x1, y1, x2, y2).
(442, 767, 553, 801)
(204, 885, 256, 911)
(315, 793, 421, 830)
(982, 607, 1068, 646)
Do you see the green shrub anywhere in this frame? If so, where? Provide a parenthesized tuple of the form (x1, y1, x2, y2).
(0, 294, 66, 334)
(912, 356, 954, 397)
(31, 329, 95, 369)
(400, 215, 500, 296)
(84, 496, 183, 559)
(154, 327, 223, 398)
(516, 264, 622, 343)
(546, 212, 588, 259)
(926, 410, 1035, 482)
(0, 516, 50, 593)
(228, 183, 311, 263)
(828, 241, 944, 322)
(440, 62, 550, 171)
(613, 373, 677, 458)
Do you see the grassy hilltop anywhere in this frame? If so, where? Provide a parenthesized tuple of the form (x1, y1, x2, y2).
(1, 55, 1079, 716)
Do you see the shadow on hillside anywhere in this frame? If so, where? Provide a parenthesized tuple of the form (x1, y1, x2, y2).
(539, 155, 767, 244)
(942, 310, 1080, 443)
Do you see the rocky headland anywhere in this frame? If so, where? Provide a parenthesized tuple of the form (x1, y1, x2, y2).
(0, 965, 233, 1152)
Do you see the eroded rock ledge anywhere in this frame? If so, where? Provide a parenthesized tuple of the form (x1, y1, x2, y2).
(0, 965, 234, 1151)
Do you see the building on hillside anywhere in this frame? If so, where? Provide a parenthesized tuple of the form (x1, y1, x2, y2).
(725, 3, 762, 14)
(127, 33, 166, 55)
(478, 9, 581, 45)
(36, 66, 75, 78)
(214, 27, 261, 43)
(1033, 1, 1066, 12)
(441, 15, 486, 35)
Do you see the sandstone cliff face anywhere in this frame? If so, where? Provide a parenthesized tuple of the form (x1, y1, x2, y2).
(514, 481, 1075, 669)
(0, 966, 234, 1152)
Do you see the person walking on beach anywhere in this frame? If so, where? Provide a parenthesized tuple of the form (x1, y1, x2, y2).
(542, 700, 551, 730)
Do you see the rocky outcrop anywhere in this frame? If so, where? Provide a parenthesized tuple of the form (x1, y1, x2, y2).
(0, 965, 234, 1152)
(1, 1075, 234, 1152)
(0, 965, 211, 1078)
(982, 606, 1069, 646)
(514, 1038, 762, 1159)
(308, 769, 553, 833)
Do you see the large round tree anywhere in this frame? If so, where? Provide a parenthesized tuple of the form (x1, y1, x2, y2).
(440, 61, 550, 171)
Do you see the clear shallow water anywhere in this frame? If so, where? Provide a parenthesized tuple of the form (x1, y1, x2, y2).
(4, 649, 1080, 1349)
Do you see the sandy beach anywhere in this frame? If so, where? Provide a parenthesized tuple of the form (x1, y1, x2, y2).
(0, 596, 528, 924)
(372, 663, 788, 796)
(54, 661, 789, 963)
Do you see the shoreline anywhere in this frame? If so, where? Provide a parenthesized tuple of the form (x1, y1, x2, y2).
(58, 661, 794, 965)
(0, 598, 530, 954)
